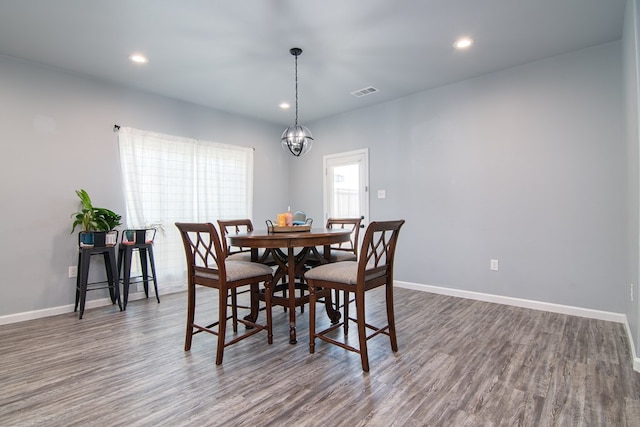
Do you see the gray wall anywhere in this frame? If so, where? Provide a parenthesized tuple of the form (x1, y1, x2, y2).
(0, 33, 631, 331)
(624, 0, 640, 355)
(0, 55, 287, 316)
(291, 41, 626, 314)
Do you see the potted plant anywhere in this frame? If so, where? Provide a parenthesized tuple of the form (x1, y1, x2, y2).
(71, 189, 99, 246)
(94, 207, 122, 245)
(124, 221, 164, 244)
(70, 189, 122, 247)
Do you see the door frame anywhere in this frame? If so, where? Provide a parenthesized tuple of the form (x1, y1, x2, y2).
(322, 148, 369, 225)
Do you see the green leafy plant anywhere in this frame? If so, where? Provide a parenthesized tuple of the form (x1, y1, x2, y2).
(70, 189, 122, 233)
(71, 189, 98, 233)
(94, 207, 122, 231)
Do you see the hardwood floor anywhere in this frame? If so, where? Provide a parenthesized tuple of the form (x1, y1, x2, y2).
(1, 287, 639, 426)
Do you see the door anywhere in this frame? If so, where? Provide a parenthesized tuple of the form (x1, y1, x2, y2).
(323, 148, 369, 225)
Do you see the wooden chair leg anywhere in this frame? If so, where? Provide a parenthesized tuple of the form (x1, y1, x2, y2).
(216, 288, 228, 365)
(185, 284, 196, 351)
(265, 279, 273, 344)
(343, 290, 349, 335)
(386, 283, 398, 352)
(309, 283, 317, 354)
(282, 275, 287, 312)
(231, 288, 238, 333)
(355, 290, 369, 372)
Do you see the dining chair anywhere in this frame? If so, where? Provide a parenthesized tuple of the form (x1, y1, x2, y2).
(217, 219, 274, 265)
(305, 219, 405, 372)
(305, 217, 362, 327)
(309, 217, 362, 263)
(175, 222, 273, 365)
(218, 218, 280, 314)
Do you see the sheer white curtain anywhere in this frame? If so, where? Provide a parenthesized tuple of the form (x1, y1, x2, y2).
(118, 127, 253, 287)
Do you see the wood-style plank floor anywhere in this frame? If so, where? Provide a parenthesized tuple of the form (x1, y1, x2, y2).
(1, 287, 639, 426)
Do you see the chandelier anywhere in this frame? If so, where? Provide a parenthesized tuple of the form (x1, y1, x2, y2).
(281, 47, 313, 157)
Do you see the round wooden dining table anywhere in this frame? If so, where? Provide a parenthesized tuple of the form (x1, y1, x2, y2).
(229, 227, 351, 344)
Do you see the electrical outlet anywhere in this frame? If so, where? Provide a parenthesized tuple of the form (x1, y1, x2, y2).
(68, 265, 77, 278)
(490, 259, 499, 271)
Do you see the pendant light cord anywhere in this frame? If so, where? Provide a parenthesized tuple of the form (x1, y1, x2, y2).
(294, 52, 299, 127)
(281, 47, 313, 157)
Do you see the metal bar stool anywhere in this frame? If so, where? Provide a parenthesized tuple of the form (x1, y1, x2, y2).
(117, 229, 160, 309)
(75, 232, 123, 319)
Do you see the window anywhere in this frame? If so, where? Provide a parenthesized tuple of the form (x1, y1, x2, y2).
(118, 127, 253, 288)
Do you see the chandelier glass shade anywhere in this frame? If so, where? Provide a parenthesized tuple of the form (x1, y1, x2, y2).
(281, 125, 313, 156)
(281, 47, 313, 157)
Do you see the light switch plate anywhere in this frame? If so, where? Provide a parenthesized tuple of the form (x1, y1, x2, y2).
(377, 190, 386, 199)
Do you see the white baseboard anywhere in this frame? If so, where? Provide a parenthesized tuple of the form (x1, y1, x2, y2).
(396, 280, 640, 372)
(0, 284, 186, 326)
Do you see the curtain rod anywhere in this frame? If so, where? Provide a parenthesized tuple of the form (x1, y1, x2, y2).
(113, 124, 255, 150)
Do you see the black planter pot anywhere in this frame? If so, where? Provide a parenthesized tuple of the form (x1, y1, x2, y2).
(135, 229, 147, 243)
(93, 231, 107, 247)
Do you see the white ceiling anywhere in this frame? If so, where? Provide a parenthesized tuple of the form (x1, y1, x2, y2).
(0, 0, 627, 126)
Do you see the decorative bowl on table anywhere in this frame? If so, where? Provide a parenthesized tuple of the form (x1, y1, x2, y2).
(266, 218, 312, 233)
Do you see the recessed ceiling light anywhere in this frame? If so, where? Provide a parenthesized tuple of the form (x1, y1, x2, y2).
(129, 53, 148, 64)
(454, 37, 474, 50)
(279, 102, 290, 110)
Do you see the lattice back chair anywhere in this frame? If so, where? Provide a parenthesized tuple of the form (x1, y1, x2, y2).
(306, 217, 362, 264)
(218, 219, 277, 313)
(217, 219, 274, 265)
(305, 220, 405, 372)
(326, 217, 362, 261)
(175, 222, 273, 365)
(305, 217, 363, 325)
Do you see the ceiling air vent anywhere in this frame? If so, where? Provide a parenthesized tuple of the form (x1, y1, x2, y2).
(351, 86, 379, 97)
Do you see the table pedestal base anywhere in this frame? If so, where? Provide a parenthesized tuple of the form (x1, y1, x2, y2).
(250, 247, 340, 344)
(229, 228, 352, 344)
